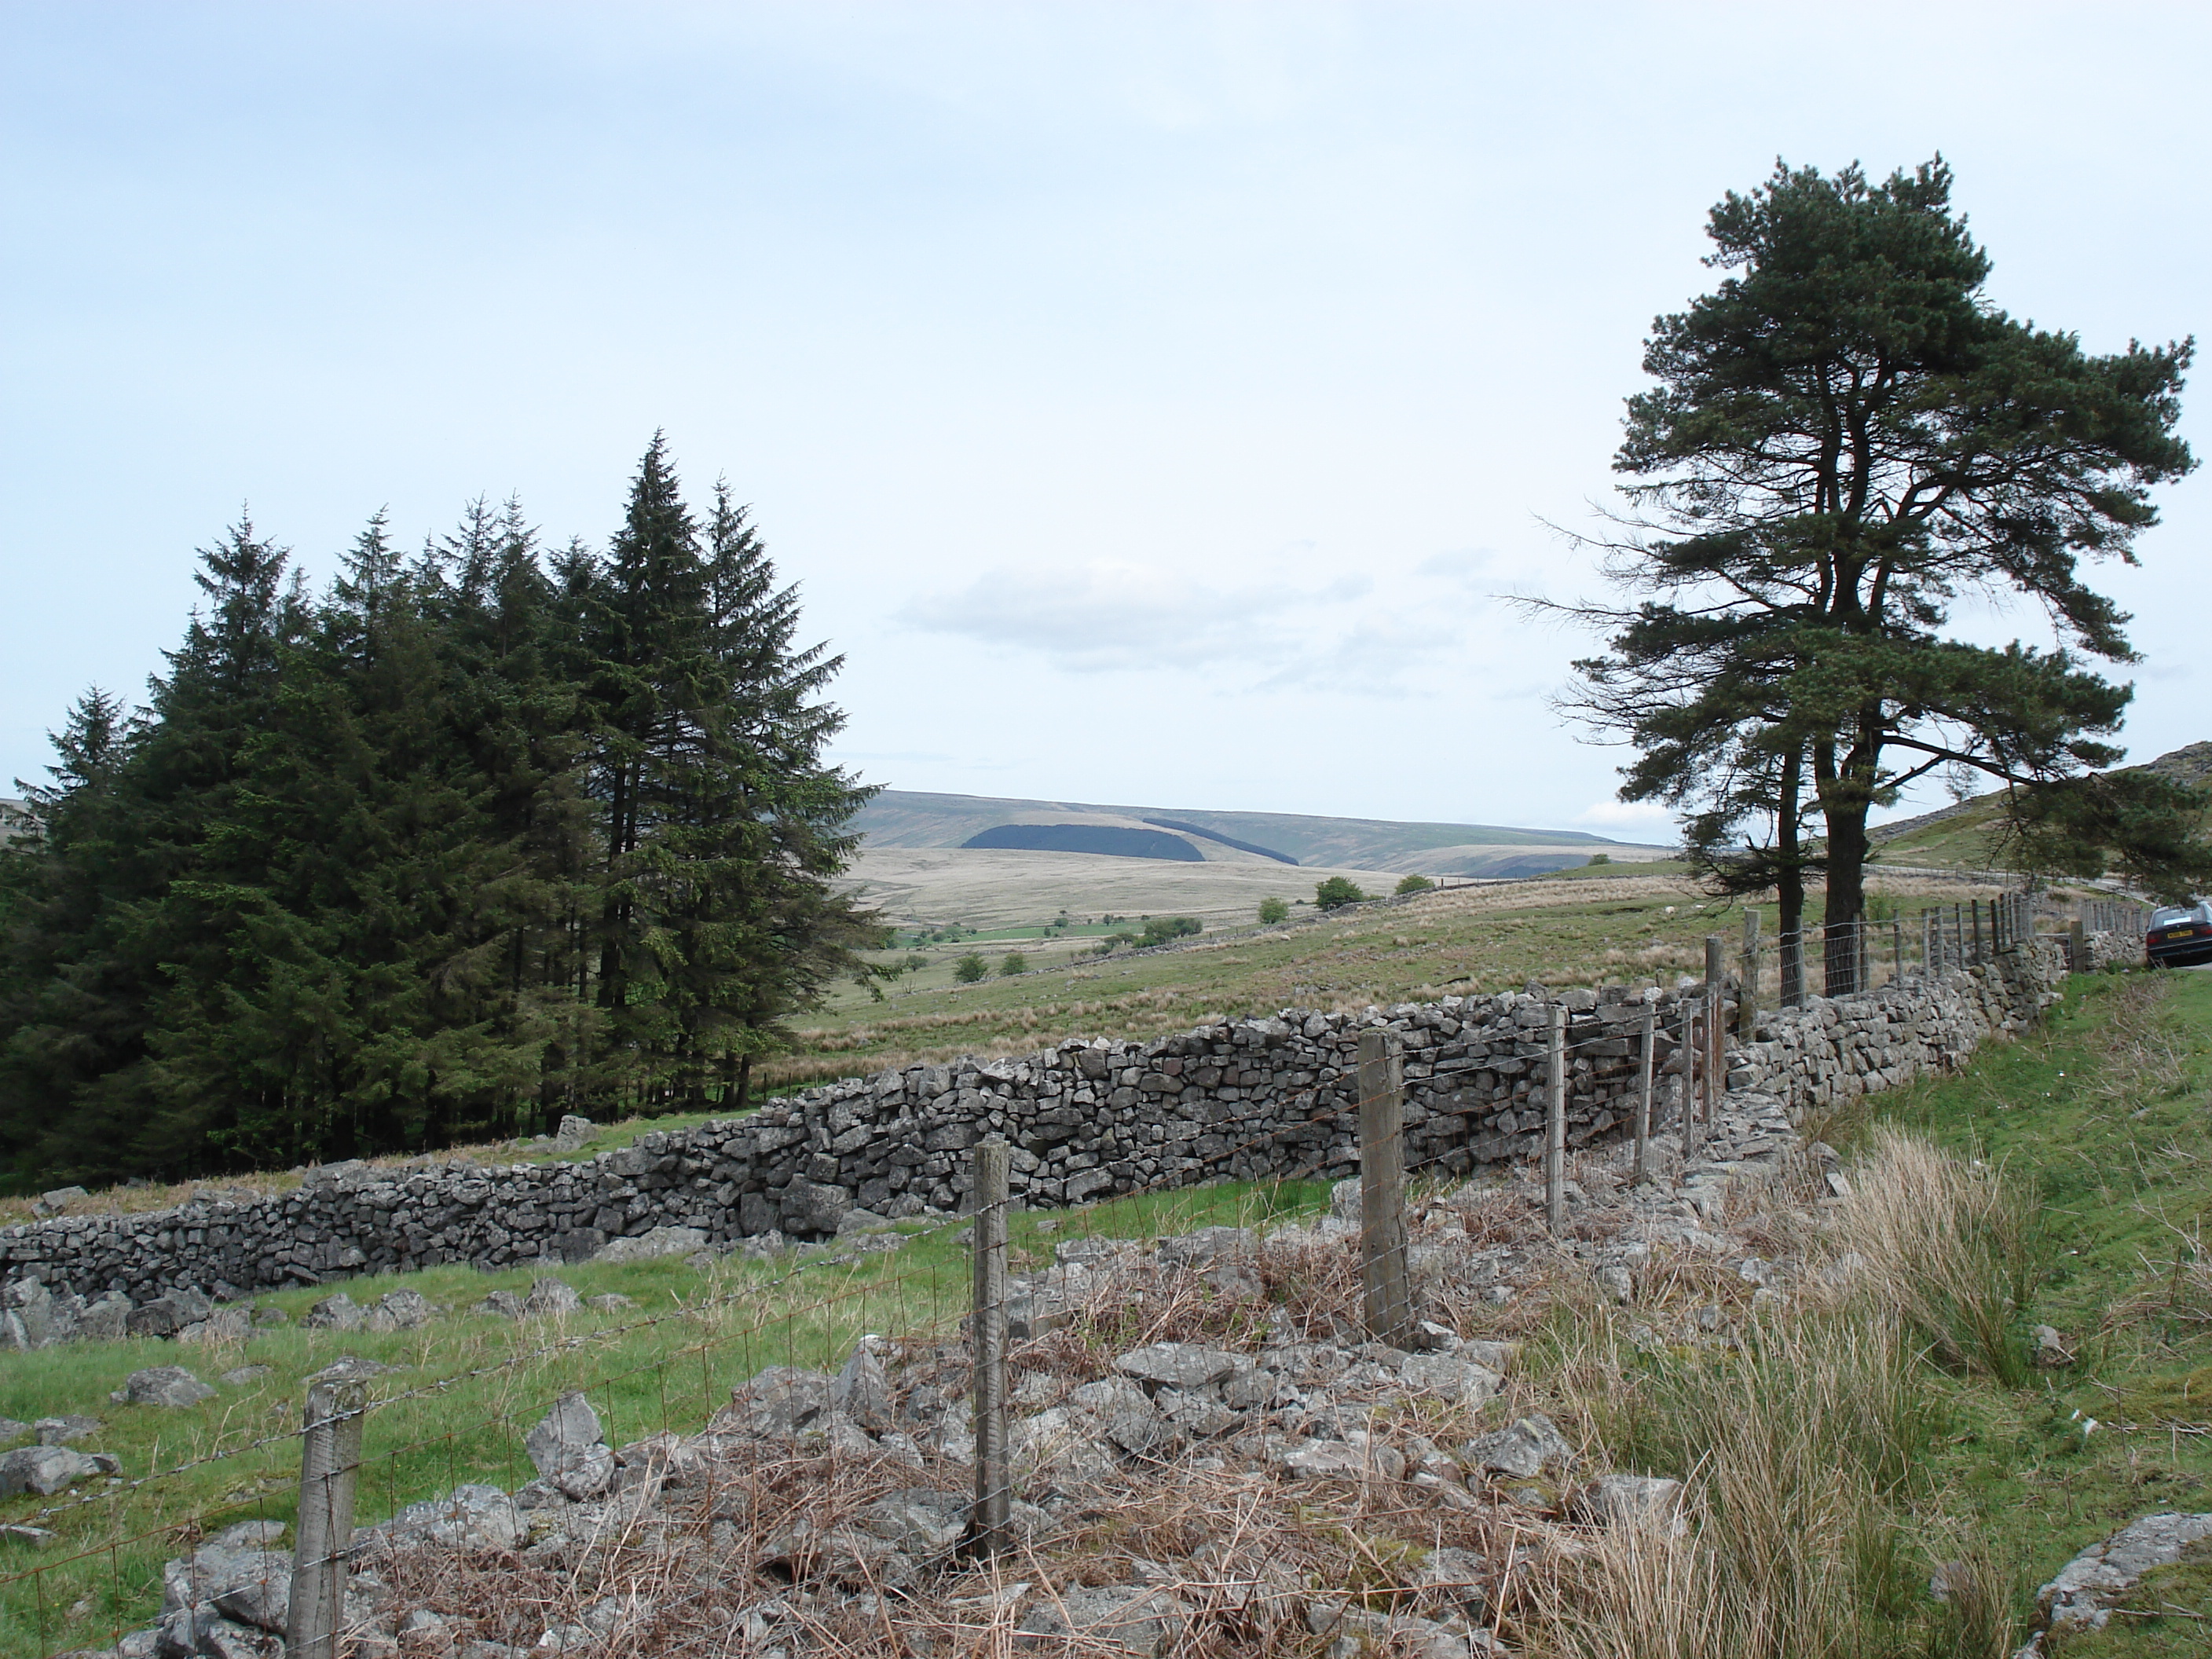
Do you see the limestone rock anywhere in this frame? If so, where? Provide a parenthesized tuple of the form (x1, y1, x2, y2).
(525, 1391, 614, 1500)
(1578, 1473, 1687, 1535)
(1017, 1585, 1188, 1655)
(1113, 1343, 1238, 1390)
(591, 1225, 708, 1264)
(33, 1415, 101, 1445)
(373, 1484, 525, 1552)
(2035, 1511, 2212, 1637)
(115, 1366, 218, 1408)
(1398, 1353, 1502, 1404)
(1461, 1414, 1575, 1481)
(728, 1367, 833, 1438)
(304, 1293, 364, 1331)
(522, 1277, 582, 1317)
(0, 1445, 102, 1496)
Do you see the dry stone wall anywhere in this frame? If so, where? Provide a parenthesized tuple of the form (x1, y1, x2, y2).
(0, 934, 2082, 1315)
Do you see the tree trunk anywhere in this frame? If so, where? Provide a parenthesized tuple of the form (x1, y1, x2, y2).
(1776, 746, 1807, 1005)
(1820, 794, 1871, 998)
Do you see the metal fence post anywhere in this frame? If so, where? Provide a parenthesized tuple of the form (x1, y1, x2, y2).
(1632, 1003, 1654, 1185)
(1358, 1029, 1414, 1343)
(288, 1364, 369, 1659)
(970, 1137, 1011, 1555)
(1541, 1007, 1566, 1236)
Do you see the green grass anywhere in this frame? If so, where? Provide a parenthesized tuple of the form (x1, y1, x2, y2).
(1834, 970, 2212, 1653)
(0, 1177, 1328, 1655)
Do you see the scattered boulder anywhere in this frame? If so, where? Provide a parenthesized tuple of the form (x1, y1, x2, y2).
(79, 1292, 133, 1341)
(553, 1114, 595, 1151)
(371, 1483, 525, 1553)
(1017, 1585, 1188, 1655)
(1398, 1352, 1502, 1404)
(525, 1392, 615, 1500)
(585, 1292, 635, 1313)
(522, 1277, 582, 1318)
(125, 1289, 214, 1339)
(1113, 1343, 1238, 1391)
(728, 1367, 834, 1439)
(0, 1419, 27, 1445)
(858, 1487, 969, 1558)
(591, 1225, 708, 1264)
(2033, 1511, 2212, 1639)
(781, 1181, 852, 1236)
(33, 1186, 88, 1216)
(0, 1445, 104, 1497)
(1578, 1474, 1687, 1535)
(367, 1287, 437, 1331)
(221, 1366, 273, 1387)
(832, 1340, 895, 1434)
(178, 1306, 252, 1345)
(114, 1365, 218, 1408)
(304, 1293, 364, 1331)
(475, 1290, 526, 1320)
(33, 1415, 100, 1445)
(1461, 1414, 1576, 1481)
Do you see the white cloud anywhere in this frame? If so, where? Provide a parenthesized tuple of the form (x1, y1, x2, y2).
(894, 558, 1446, 690)
(1575, 799, 1677, 837)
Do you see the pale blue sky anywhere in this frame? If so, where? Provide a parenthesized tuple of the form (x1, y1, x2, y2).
(4, 2, 2205, 837)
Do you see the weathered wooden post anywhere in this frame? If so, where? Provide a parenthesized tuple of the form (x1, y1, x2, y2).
(1739, 910, 1760, 1037)
(2068, 916, 2086, 974)
(970, 1137, 1011, 1555)
(288, 1363, 370, 1659)
(1892, 917, 1905, 984)
(1679, 996, 1702, 1159)
(1357, 1030, 1414, 1344)
(1632, 1003, 1655, 1185)
(1704, 936, 1726, 1128)
(1542, 1005, 1568, 1234)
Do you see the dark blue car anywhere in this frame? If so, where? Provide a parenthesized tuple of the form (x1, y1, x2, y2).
(2147, 902, 2212, 967)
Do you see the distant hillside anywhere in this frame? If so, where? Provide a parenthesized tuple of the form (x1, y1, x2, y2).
(1872, 741, 2212, 870)
(851, 789, 1671, 878)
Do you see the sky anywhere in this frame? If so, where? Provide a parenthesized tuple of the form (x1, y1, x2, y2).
(3, 2, 2206, 842)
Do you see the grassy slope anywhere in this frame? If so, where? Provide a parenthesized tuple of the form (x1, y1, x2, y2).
(1848, 969, 2212, 1654)
(779, 870, 2005, 1090)
(0, 1181, 1328, 1656)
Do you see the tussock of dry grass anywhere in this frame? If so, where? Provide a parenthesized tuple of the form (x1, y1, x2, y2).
(1826, 1128, 2045, 1384)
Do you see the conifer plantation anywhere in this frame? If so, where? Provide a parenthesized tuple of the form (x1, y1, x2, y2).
(0, 438, 882, 1186)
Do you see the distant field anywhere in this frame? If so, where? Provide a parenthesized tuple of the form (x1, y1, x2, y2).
(775, 865, 2018, 1091)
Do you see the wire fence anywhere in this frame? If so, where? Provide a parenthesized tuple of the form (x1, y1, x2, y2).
(0, 889, 2152, 1654)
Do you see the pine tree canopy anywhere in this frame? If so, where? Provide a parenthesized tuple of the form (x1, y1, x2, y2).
(1555, 158, 2201, 980)
(0, 440, 882, 1187)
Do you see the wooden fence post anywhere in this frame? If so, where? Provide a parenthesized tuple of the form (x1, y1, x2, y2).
(1632, 1004, 1654, 1185)
(1544, 1006, 1567, 1235)
(1357, 1030, 1414, 1344)
(287, 1364, 369, 1659)
(1679, 996, 1701, 1159)
(1704, 936, 1727, 1127)
(2068, 917, 2086, 974)
(970, 1137, 1011, 1555)
(1739, 910, 1760, 1038)
(1892, 918, 1904, 984)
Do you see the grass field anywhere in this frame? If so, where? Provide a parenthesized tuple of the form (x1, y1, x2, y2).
(0, 1180, 1331, 1656)
(777, 867, 2014, 1091)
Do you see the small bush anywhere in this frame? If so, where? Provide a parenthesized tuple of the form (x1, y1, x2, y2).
(1315, 877, 1365, 910)
(901, 953, 928, 972)
(953, 953, 988, 983)
(1587, 852, 1611, 866)
(998, 952, 1028, 976)
(1258, 897, 1290, 925)
(1394, 873, 1434, 895)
